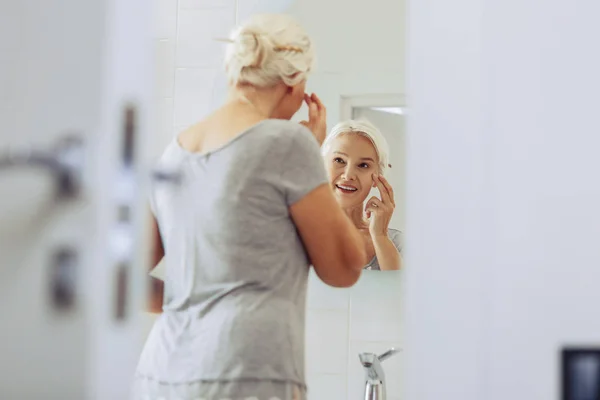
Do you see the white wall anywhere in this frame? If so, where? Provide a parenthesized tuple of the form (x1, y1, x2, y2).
(405, 0, 600, 399)
(149, 1, 405, 399)
(150, 0, 236, 159)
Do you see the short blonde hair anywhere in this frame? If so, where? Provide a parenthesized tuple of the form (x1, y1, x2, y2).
(322, 119, 391, 176)
(224, 14, 315, 88)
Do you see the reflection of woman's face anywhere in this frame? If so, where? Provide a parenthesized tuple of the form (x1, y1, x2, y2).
(324, 133, 379, 208)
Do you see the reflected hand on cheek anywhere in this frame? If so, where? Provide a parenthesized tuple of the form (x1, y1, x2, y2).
(365, 173, 395, 236)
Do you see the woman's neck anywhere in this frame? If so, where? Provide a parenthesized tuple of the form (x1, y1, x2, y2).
(227, 84, 286, 119)
(344, 204, 368, 230)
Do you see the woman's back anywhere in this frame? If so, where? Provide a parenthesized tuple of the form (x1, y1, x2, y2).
(136, 119, 328, 394)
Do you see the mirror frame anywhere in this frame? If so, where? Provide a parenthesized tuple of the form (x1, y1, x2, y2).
(340, 94, 406, 120)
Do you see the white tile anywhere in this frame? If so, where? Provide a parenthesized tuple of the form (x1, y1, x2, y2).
(155, 98, 175, 156)
(306, 269, 350, 311)
(289, 0, 404, 75)
(347, 341, 403, 400)
(286, 5, 346, 73)
(236, 0, 295, 21)
(338, 72, 405, 98)
(148, 97, 174, 160)
(173, 68, 219, 127)
(348, 270, 403, 342)
(176, 8, 236, 67)
(154, 40, 176, 98)
(173, 125, 188, 136)
(305, 373, 346, 400)
(211, 71, 229, 108)
(305, 309, 348, 374)
(153, 0, 178, 39)
(179, 0, 234, 8)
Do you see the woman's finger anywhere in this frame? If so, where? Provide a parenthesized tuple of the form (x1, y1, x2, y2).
(373, 176, 392, 205)
(311, 93, 327, 116)
(378, 175, 395, 206)
(304, 93, 312, 105)
(307, 93, 324, 124)
(313, 95, 327, 127)
(370, 197, 385, 208)
(308, 100, 319, 123)
(365, 196, 378, 210)
(365, 196, 384, 212)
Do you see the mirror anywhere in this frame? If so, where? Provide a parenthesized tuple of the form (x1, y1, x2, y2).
(313, 98, 406, 272)
(349, 100, 406, 270)
(302, 103, 404, 396)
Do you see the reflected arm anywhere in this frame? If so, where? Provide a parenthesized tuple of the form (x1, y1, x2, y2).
(372, 235, 401, 271)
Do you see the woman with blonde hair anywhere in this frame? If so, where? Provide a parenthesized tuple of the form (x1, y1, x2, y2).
(321, 119, 402, 270)
(133, 14, 368, 400)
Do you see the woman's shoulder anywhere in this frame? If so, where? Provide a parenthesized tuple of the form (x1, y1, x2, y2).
(252, 119, 319, 157)
(258, 119, 314, 141)
(364, 228, 404, 270)
(387, 228, 403, 251)
(387, 228, 403, 237)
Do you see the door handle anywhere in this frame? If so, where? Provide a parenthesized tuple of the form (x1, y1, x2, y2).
(151, 168, 182, 185)
(0, 135, 85, 199)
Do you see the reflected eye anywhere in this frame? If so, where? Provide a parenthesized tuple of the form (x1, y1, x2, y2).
(333, 157, 345, 164)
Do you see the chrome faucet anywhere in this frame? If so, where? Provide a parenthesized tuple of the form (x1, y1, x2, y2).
(359, 347, 400, 400)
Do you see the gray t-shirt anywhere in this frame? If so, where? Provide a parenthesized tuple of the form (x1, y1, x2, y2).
(364, 228, 403, 270)
(136, 120, 328, 389)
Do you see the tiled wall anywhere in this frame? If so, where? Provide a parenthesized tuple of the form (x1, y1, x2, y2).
(306, 271, 403, 400)
(150, 0, 236, 160)
(150, 1, 405, 399)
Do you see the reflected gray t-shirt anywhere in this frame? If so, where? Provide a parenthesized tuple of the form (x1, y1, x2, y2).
(364, 228, 403, 270)
(136, 120, 328, 388)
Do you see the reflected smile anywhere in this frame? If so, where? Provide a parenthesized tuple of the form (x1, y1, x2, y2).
(335, 184, 358, 194)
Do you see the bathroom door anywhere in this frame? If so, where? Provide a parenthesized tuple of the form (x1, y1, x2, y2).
(0, 1, 153, 399)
